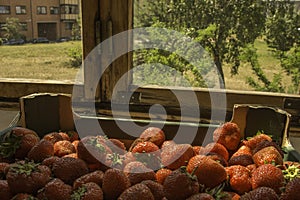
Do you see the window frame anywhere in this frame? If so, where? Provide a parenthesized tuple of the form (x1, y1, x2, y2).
(50, 6, 59, 15)
(0, 5, 10, 14)
(37, 6, 47, 15)
(15, 5, 26, 15)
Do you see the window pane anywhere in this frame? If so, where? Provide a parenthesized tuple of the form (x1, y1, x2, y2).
(16, 6, 26, 14)
(0, 6, 10, 14)
(133, 0, 300, 95)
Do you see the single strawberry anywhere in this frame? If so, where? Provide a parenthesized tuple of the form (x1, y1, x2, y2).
(6, 160, 51, 195)
(77, 136, 112, 167)
(163, 166, 199, 200)
(58, 131, 70, 141)
(161, 140, 176, 149)
(11, 193, 38, 200)
(243, 133, 272, 150)
(131, 141, 160, 154)
(239, 186, 278, 200)
(102, 168, 131, 200)
(71, 182, 103, 200)
(118, 183, 155, 200)
(252, 146, 283, 166)
(52, 157, 89, 184)
(36, 178, 72, 200)
(27, 139, 54, 162)
(41, 155, 60, 169)
(280, 177, 300, 200)
(192, 145, 203, 155)
(141, 180, 164, 200)
(73, 170, 104, 189)
(226, 165, 252, 195)
(186, 155, 227, 189)
(0, 162, 9, 179)
(161, 143, 194, 170)
(155, 168, 172, 184)
(213, 122, 241, 151)
(0, 127, 40, 160)
(54, 140, 76, 157)
(252, 140, 284, 158)
(139, 127, 166, 147)
(66, 130, 79, 142)
(43, 132, 64, 144)
(123, 161, 156, 185)
(251, 164, 285, 194)
(0, 180, 12, 200)
(200, 142, 229, 161)
(185, 193, 215, 200)
(228, 145, 253, 166)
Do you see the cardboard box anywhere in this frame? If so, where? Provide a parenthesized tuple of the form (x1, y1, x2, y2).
(12, 93, 300, 161)
(19, 93, 75, 137)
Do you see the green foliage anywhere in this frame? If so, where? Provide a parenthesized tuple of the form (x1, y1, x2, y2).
(1, 17, 24, 40)
(72, 17, 81, 40)
(67, 46, 82, 67)
(134, 0, 267, 88)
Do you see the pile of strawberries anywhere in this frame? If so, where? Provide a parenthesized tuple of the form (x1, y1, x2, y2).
(0, 123, 299, 200)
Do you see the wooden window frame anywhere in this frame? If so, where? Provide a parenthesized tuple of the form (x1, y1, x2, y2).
(79, 0, 300, 130)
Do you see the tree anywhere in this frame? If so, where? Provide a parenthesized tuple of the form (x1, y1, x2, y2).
(245, 0, 300, 94)
(134, 0, 268, 87)
(1, 17, 23, 40)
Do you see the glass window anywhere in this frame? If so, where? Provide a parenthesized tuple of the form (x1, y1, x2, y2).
(50, 7, 59, 14)
(61, 5, 79, 14)
(16, 6, 26, 14)
(0, 5, 10, 14)
(19, 22, 27, 31)
(65, 22, 73, 30)
(37, 6, 47, 15)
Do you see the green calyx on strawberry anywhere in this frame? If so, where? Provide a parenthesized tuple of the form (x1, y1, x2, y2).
(10, 160, 40, 176)
(0, 133, 22, 158)
(71, 185, 87, 200)
(107, 153, 124, 167)
(282, 163, 300, 182)
(87, 137, 106, 153)
(180, 166, 197, 182)
(206, 182, 229, 200)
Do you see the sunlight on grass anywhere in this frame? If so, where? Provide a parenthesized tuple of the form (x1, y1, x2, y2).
(0, 42, 81, 81)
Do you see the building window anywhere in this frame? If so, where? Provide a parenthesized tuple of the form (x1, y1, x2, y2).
(16, 6, 26, 14)
(0, 5, 10, 14)
(61, 5, 79, 14)
(37, 6, 47, 15)
(50, 7, 59, 14)
(65, 22, 74, 30)
(20, 22, 27, 31)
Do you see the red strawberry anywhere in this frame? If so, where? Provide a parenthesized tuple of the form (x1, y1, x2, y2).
(43, 132, 64, 144)
(53, 140, 76, 157)
(228, 145, 253, 166)
(161, 143, 194, 170)
(27, 139, 54, 162)
(102, 168, 131, 200)
(213, 122, 241, 151)
(37, 178, 72, 200)
(200, 142, 229, 161)
(118, 183, 155, 200)
(73, 170, 104, 189)
(251, 164, 285, 194)
(139, 127, 166, 147)
(243, 133, 272, 150)
(239, 186, 278, 200)
(141, 180, 164, 200)
(252, 140, 284, 158)
(252, 146, 283, 166)
(186, 155, 227, 189)
(6, 160, 51, 195)
(163, 167, 199, 200)
(0, 180, 12, 200)
(123, 161, 156, 185)
(71, 182, 103, 200)
(155, 168, 173, 184)
(185, 193, 215, 200)
(226, 165, 252, 194)
(52, 157, 89, 184)
(280, 177, 300, 200)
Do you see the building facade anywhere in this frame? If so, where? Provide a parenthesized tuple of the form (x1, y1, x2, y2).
(0, 0, 80, 41)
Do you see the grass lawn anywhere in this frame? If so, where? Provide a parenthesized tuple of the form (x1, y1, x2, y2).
(0, 41, 81, 82)
(0, 39, 293, 92)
